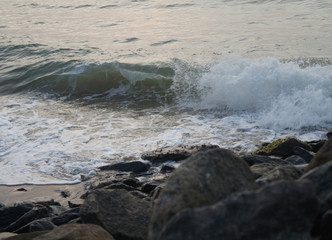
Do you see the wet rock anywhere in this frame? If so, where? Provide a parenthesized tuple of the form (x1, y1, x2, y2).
(141, 144, 220, 163)
(16, 188, 27, 192)
(122, 178, 142, 188)
(105, 183, 137, 191)
(80, 189, 152, 240)
(160, 165, 175, 173)
(308, 140, 326, 153)
(141, 183, 157, 194)
(293, 146, 314, 163)
(15, 219, 55, 233)
(301, 161, 332, 215)
(305, 138, 332, 173)
(148, 148, 257, 240)
(51, 208, 80, 226)
(242, 154, 286, 166)
(99, 161, 150, 173)
(252, 137, 311, 158)
(256, 165, 303, 186)
(5, 224, 115, 240)
(0, 204, 34, 232)
(327, 132, 332, 139)
(4, 205, 51, 233)
(159, 180, 318, 240)
(284, 155, 308, 165)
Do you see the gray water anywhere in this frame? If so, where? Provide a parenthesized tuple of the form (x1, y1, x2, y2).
(0, 0, 331, 185)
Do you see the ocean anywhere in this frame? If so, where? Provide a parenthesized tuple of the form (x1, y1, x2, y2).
(0, 0, 331, 185)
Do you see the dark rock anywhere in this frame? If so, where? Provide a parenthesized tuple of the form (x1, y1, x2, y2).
(252, 137, 311, 158)
(4, 205, 51, 233)
(321, 210, 332, 240)
(0, 204, 33, 232)
(305, 138, 332, 173)
(148, 148, 257, 240)
(327, 132, 332, 139)
(255, 165, 303, 186)
(293, 146, 314, 163)
(0, 202, 4, 208)
(159, 180, 318, 240)
(130, 190, 149, 200)
(5, 224, 115, 240)
(51, 208, 80, 226)
(141, 144, 220, 163)
(67, 201, 80, 209)
(242, 154, 286, 166)
(60, 191, 70, 198)
(141, 183, 157, 194)
(80, 189, 152, 240)
(105, 183, 137, 191)
(301, 161, 332, 215)
(99, 161, 150, 173)
(15, 219, 55, 233)
(122, 178, 141, 188)
(284, 155, 308, 165)
(16, 188, 27, 192)
(308, 140, 326, 153)
(160, 165, 175, 173)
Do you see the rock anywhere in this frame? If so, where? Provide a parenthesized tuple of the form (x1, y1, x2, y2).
(293, 146, 314, 163)
(60, 191, 70, 198)
(242, 154, 286, 166)
(4, 205, 51, 233)
(308, 140, 326, 153)
(252, 137, 311, 158)
(256, 165, 303, 186)
(301, 161, 332, 215)
(80, 189, 152, 240)
(51, 208, 80, 226)
(148, 148, 257, 240)
(327, 132, 332, 139)
(16, 188, 27, 192)
(0, 204, 34, 232)
(105, 183, 137, 191)
(5, 224, 115, 240)
(141, 144, 220, 163)
(305, 138, 332, 173)
(159, 180, 318, 240)
(321, 210, 332, 240)
(15, 220, 55, 233)
(284, 155, 308, 165)
(0, 203, 4, 208)
(99, 161, 150, 173)
(141, 183, 157, 194)
(122, 178, 141, 188)
(160, 165, 175, 173)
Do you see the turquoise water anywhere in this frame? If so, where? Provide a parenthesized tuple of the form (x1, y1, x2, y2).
(0, 0, 331, 184)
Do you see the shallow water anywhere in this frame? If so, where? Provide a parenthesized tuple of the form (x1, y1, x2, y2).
(0, 0, 331, 184)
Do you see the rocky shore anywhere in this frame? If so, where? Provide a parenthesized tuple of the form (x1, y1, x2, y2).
(0, 133, 331, 240)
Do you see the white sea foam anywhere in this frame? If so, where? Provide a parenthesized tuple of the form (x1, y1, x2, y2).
(195, 55, 332, 130)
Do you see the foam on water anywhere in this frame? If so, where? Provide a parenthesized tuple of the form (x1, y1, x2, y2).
(193, 55, 332, 130)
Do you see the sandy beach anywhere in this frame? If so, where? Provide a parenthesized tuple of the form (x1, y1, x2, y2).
(0, 183, 85, 207)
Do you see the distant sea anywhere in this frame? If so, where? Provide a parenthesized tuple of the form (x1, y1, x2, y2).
(0, 0, 331, 185)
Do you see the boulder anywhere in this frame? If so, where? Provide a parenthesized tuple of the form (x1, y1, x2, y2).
(0, 204, 33, 232)
(3, 205, 51, 233)
(159, 180, 318, 240)
(307, 140, 326, 153)
(293, 146, 314, 163)
(99, 161, 150, 173)
(80, 189, 152, 240)
(5, 224, 115, 240)
(51, 208, 80, 226)
(284, 155, 307, 165)
(256, 165, 303, 186)
(16, 220, 55, 233)
(305, 138, 332, 173)
(160, 165, 175, 174)
(141, 144, 219, 163)
(148, 148, 257, 240)
(252, 137, 311, 158)
(242, 154, 286, 166)
(301, 161, 332, 215)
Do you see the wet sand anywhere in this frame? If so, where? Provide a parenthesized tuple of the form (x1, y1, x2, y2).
(0, 183, 85, 207)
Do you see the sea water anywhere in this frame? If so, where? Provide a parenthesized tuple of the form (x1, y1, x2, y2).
(0, 0, 331, 185)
